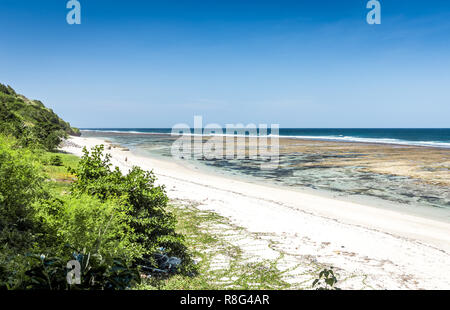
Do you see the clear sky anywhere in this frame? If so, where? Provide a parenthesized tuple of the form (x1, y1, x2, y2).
(0, 0, 449, 128)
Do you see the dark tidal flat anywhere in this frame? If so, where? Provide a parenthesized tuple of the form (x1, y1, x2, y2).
(82, 131, 450, 212)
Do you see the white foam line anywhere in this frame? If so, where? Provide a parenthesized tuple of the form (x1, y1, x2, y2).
(80, 130, 450, 149)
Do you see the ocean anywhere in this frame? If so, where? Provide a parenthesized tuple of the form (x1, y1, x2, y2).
(82, 128, 450, 149)
(80, 128, 450, 218)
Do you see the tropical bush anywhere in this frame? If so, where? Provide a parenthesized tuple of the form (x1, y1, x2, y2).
(0, 83, 193, 289)
(0, 136, 194, 289)
(34, 194, 144, 262)
(48, 155, 63, 166)
(19, 252, 141, 290)
(69, 145, 192, 271)
(0, 136, 46, 288)
(0, 83, 79, 151)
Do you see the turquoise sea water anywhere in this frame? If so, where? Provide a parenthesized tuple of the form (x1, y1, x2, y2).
(80, 129, 450, 219)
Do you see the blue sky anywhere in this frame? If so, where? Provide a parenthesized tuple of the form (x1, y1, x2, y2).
(0, 0, 449, 128)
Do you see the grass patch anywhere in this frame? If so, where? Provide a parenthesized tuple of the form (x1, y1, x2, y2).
(41, 151, 79, 193)
(136, 200, 291, 290)
(40, 151, 367, 290)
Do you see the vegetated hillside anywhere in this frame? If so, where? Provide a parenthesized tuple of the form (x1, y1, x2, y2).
(0, 83, 80, 150)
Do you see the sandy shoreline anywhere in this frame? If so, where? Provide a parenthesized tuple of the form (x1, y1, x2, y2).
(61, 136, 450, 289)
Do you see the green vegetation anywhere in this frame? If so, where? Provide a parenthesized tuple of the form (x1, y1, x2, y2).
(48, 155, 63, 166)
(0, 83, 193, 290)
(0, 139, 195, 289)
(312, 267, 340, 290)
(0, 82, 345, 290)
(70, 146, 188, 256)
(136, 200, 290, 290)
(135, 200, 352, 290)
(0, 83, 80, 151)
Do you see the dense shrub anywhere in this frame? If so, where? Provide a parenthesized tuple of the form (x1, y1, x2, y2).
(35, 194, 144, 262)
(0, 84, 15, 96)
(0, 83, 79, 150)
(0, 137, 147, 289)
(0, 137, 44, 248)
(0, 136, 46, 288)
(0, 102, 20, 136)
(69, 145, 192, 269)
(20, 252, 141, 290)
(49, 155, 63, 166)
(0, 89, 194, 289)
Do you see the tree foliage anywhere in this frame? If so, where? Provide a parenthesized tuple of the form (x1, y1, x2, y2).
(0, 136, 194, 289)
(0, 83, 193, 289)
(0, 136, 46, 288)
(0, 83, 80, 150)
(70, 145, 191, 262)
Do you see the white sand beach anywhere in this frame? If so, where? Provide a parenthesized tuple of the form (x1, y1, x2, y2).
(61, 136, 450, 289)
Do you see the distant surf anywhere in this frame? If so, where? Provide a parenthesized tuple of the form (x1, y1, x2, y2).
(81, 128, 450, 149)
(80, 129, 450, 212)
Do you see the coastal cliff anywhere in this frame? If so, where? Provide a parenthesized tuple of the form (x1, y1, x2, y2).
(0, 83, 80, 150)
